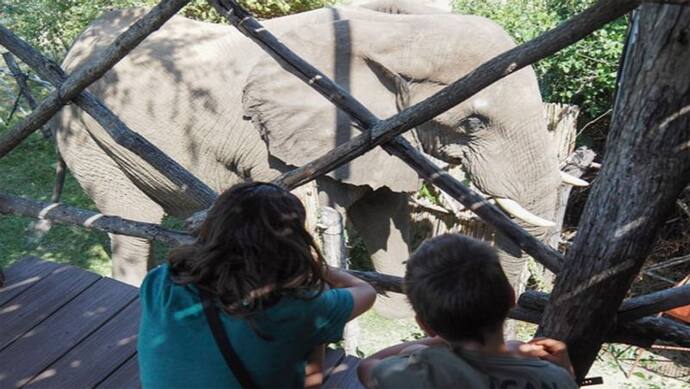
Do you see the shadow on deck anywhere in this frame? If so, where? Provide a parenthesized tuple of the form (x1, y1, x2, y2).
(0, 257, 363, 388)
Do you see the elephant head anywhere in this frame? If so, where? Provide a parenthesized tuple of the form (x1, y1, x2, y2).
(244, 10, 566, 288)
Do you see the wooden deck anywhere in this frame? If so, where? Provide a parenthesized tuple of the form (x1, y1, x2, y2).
(0, 257, 363, 388)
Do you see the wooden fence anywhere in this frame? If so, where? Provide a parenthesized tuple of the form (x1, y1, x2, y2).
(0, 0, 688, 376)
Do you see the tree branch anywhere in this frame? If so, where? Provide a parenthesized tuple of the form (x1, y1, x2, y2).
(0, 192, 194, 247)
(0, 0, 191, 156)
(520, 287, 690, 323)
(509, 305, 690, 349)
(0, 1, 217, 207)
(3, 52, 52, 139)
(208, 0, 641, 273)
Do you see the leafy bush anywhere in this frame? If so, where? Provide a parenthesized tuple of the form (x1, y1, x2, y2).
(0, 0, 157, 61)
(452, 0, 628, 120)
(0, 0, 335, 61)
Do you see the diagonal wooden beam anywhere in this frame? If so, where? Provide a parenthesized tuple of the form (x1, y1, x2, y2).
(0, 191, 404, 293)
(511, 304, 690, 349)
(0, 192, 194, 247)
(208, 0, 640, 273)
(265, 0, 637, 190)
(0, 0, 191, 158)
(520, 287, 690, 323)
(2, 191, 686, 349)
(0, 2, 217, 208)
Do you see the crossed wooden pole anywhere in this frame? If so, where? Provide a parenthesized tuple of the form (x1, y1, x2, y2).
(0, 0, 689, 374)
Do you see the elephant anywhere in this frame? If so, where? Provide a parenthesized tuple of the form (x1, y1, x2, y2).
(53, 0, 574, 315)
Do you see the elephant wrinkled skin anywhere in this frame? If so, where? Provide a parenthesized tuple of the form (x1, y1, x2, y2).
(54, 1, 562, 316)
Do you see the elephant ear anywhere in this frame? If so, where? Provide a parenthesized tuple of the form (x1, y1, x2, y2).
(243, 20, 421, 192)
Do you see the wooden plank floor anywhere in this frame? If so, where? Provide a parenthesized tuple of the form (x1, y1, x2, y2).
(0, 257, 363, 388)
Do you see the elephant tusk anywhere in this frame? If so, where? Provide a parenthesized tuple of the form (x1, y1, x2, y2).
(560, 171, 589, 187)
(495, 198, 556, 227)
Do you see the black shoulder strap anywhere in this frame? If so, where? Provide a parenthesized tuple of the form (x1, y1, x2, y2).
(199, 288, 259, 389)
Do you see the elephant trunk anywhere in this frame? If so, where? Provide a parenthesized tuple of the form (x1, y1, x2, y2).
(492, 159, 560, 297)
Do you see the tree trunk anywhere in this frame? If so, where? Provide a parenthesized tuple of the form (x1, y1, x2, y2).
(538, 3, 690, 379)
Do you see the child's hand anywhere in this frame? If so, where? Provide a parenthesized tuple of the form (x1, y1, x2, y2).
(527, 337, 575, 378)
(399, 343, 428, 356)
(506, 340, 546, 359)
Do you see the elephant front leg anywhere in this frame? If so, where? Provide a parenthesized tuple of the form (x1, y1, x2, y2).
(104, 188, 165, 286)
(348, 188, 414, 319)
(110, 233, 158, 285)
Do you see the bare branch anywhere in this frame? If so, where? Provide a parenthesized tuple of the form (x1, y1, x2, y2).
(2, 52, 51, 138)
(0, 0, 217, 208)
(0, 192, 194, 247)
(0, 0, 191, 155)
(520, 287, 690, 323)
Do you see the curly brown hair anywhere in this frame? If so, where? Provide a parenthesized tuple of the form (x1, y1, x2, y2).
(169, 182, 327, 319)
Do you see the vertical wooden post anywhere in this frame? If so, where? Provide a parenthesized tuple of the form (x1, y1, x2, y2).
(319, 207, 359, 355)
(542, 103, 589, 288)
(292, 181, 319, 237)
(539, 3, 690, 379)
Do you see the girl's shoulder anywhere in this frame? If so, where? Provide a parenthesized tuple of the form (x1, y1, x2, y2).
(140, 264, 201, 319)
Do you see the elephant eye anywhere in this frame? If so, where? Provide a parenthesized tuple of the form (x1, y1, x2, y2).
(459, 115, 488, 133)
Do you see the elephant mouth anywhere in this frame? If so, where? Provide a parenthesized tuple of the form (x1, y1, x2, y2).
(446, 172, 589, 228)
(420, 150, 588, 228)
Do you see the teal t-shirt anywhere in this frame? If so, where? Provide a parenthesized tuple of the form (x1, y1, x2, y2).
(137, 264, 354, 388)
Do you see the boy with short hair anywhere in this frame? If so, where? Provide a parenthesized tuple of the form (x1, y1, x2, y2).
(358, 234, 577, 388)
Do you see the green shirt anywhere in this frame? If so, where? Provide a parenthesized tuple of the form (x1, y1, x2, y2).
(372, 347, 577, 389)
(138, 264, 353, 388)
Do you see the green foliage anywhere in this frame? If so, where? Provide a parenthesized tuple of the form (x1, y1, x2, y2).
(418, 182, 442, 206)
(1, 0, 158, 61)
(180, 0, 338, 24)
(452, 0, 627, 119)
(1, 0, 335, 62)
(236, 0, 336, 19)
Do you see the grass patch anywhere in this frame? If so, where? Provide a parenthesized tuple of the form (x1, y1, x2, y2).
(0, 130, 111, 275)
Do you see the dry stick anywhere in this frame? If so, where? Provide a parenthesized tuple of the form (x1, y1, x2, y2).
(0, 0, 191, 158)
(0, 25, 216, 208)
(0, 1, 216, 208)
(2, 52, 67, 203)
(511, 304, 690, 349)
(0, 10, 217, 207)
(0, 192, 194, 247)
(51, 154, 67, 204)
(1, 52, 49, 138)
(211, 0, 640, 273)
(644, 253, 690, 272)
(618, 284, 690, 322)
(519, 287, 690, 323)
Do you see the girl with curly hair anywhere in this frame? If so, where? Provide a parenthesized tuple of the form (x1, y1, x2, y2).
(138, 182, 376, 388)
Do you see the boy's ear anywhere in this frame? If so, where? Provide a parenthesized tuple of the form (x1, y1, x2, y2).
(415, 315, 437, 337)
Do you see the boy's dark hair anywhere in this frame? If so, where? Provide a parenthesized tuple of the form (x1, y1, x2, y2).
(404, 234, 513, 344)
(169, 182, 326, 319)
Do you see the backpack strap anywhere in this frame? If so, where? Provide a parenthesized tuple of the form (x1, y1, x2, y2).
(199, 288, 259, 389)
